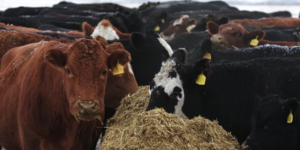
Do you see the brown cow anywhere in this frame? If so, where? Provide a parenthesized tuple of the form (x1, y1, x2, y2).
(207, 21, 300, 49)
(230, 17, 300, 27)
(0, 38, 130, 150)
(160, 15, 197, 41)
(0, 23, 86, 37)
(83, 19, 131, 40)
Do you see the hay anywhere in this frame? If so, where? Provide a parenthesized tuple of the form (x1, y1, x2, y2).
(101, 86, 240, 150)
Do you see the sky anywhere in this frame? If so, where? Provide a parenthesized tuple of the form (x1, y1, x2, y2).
(0, 0, 299, 17)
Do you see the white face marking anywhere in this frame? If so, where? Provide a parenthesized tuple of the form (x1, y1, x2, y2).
(160, 32, 175, 41)
(151, 59, 188, 119)
(91, 20, 120, 40)
(127, 63, 134, 76)
(173, 15, 189, 26)
(157, 36, 173, 56)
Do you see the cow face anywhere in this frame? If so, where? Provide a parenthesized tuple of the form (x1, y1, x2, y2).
(160, 15, 197, 41)
(207, 21, 265, 49)
(143, 11, 168, 32)
(247, 95, 300, 150)
(147, 49, 188, 118)
(91, 20, 120, 40)
(44, 39, 130, 121)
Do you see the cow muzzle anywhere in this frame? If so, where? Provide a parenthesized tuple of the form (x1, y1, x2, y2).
(210, 34, 227, 50)
(76, 100, 99, 121)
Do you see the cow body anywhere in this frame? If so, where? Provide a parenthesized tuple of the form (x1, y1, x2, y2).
(0, 39, 130, 150)
(147, 49, 300, 143)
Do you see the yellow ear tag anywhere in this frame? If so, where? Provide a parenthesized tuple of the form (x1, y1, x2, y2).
(250, 35, 259, 46)
(154, 25, 160, 31)
(287, 110, 293, 124)
(203, 52, 211, 59)
(161, 19, 165, 24)
(112, 60, 124, 75)
(196, 71, 206, 85)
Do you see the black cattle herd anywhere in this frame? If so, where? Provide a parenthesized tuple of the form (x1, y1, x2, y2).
(0, 1, 300, 150)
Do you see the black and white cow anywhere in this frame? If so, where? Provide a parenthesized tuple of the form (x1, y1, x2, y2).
(107, 30, 173, 86)
(192, 39, 300, 64)
(245, 94, 300, 150)
(147, 49, 300, 143)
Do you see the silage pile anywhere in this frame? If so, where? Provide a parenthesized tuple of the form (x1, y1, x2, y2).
(101, 86, 240, 150)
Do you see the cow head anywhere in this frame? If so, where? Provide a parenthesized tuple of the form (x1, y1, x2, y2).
(90, 19, 131, 40)
(144, 11, 168, 32)
(247, 95, 300, 150)
(129, 30, 173, 85)
(146, 48, 211, 119)
(44, 38, 130, 121)
(207, 21, 265, 49)
(104, 42, 139, 108)
(160, 15, 197, 41)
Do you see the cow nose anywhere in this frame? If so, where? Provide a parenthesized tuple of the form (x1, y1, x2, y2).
(77, 100, 99, 116)
(211, 35, 224, 43)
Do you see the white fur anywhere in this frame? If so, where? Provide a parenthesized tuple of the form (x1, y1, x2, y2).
(128, 63, 134, 75)
(160, 33, 175, 41)
(91, 20, 120, 40)
(187, 24, 196, 32)
(157, 36, 173, 56)
(152, 59, 188, 119)
(173, 15, 189, 26)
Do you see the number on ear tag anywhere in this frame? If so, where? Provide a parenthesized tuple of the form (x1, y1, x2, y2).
(196, 71, 206, 85)
(287, 110, 293, 123)
(203, 53, 211, 59)
(112, 60, 124, 75)
(250, 35, 259, 46)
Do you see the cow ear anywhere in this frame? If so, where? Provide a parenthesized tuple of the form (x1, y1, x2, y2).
(130, 32, 145, 50)
(193, 58, 211, 77)
(218, 17, 229, 25)
(189, 19, 197, 25)
(82, 22, 94, 36)
(207, 21, 219, 35)
(246, 30, 265, 41)
(171, 48, 187, 63)
(160, 11, 168, 20)
(44, 49, 66, 68)
(107, 50, 131, 69)
(94, 35, 108, 49)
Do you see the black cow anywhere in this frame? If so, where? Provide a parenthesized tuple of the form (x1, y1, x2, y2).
(38, 24, 74, 32)
(107, 30, 173, 85)
(245, 95, 300, 150)
(269, 11, 292, 18)
(35, 32, 92, 40)
(191, 39, 300, 64)
(116, 11, 145, 33)
(147, 49, 300, 144)
(143, 11, 168, 32)
(2, 7, 49, 17)
(168, 32, 210, 53)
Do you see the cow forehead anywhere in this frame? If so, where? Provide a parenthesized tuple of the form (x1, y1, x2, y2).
(91, 20, 120, 40)
(220, 23, 245, 33)
(173, 15, 189, 26)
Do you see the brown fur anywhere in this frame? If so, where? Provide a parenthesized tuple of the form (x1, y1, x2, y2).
(230, 17, 300, 27)
(0, 39, 130, 150)
(82, 22, 95, 36)
(160, 15, 197, 40)
(104, 42, 138, 108)
(0, 23, 86, 37)
(207, 21, 299, 49)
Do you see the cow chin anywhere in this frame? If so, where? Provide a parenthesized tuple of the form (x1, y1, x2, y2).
(212, 43, 227, 50)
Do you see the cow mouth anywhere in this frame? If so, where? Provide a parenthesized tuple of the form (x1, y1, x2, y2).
(75, 114, 100, 121)
(212, 43, 227, 50)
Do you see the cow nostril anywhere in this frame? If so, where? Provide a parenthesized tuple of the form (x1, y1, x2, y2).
(218, 37, 222, 40)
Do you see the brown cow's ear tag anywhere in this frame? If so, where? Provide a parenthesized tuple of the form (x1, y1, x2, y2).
(112, 60, 124, 75)
(154, 25, 160, 31)
(203, 52, 211, 59)
(161, 19, 165, 24)
(196, 71, 206, 85)
(250, 35, 259, 46)
(287, 110, 293, 123)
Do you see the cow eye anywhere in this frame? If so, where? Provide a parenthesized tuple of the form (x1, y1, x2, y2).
(66, 69, 71, 75)
(102, 71, 107, 76)
(237, 32, 242, 37)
